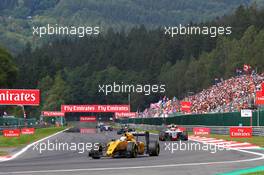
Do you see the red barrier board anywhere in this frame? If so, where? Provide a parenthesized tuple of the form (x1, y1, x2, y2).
(80, 128, 97, 134)
(61, 105, 130, 113)
(230, 127, 252, 138)
(115, 112, 137, 118)
(193, 127, 210, 135)
(21, 128, 35, 135)
(3, 129, 20, 137)
(178, 127, 186, 132)
(256, 91, 264, 105)
(180, 101, 191, 112)
(42, 111, 65, 117)
(262, 82, 264, 96)
(80, 116, 97, 122)
(0, 89, 40, 106)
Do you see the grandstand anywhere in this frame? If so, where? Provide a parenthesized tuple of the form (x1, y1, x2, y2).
(139, 72, 264, 118)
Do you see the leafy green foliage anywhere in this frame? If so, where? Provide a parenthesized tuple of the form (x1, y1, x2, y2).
(0, 47, 18, 87)
(41, 73, 70, 111)
(159, 26, 264, 98)
(13, 6, 264, 113)
(0, 0, 259, 53)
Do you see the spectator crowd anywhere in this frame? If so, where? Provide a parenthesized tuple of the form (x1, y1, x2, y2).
(139, 71, 264, 118)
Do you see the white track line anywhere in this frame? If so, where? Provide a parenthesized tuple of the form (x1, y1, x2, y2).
(0, 128, 69, 162)
(0, 152, 263, 174)
(190, 139, 236, 145)
(204, 139, 224, 143)
(232, 146, 260, 150)
(227, 142, 252, 146)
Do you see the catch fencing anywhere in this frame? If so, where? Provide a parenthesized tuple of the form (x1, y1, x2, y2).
(0, 117, 36, 127)
(118, 110, 264, 126)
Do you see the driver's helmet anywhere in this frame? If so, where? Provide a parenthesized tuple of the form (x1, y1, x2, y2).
(170, 124, 178, 131)
(120, 136, 127, 141)
(125, 132, 134, 141)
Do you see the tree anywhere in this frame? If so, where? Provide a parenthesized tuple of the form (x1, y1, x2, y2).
(0, 47, 18, 88)
(38, 75, 53, 107)
(42, 72, 69, 111)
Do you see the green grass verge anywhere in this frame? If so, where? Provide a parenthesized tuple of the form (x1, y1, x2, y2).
(0, 151, 8, 156)
(0, 127, 66, 147)
(243, 171, 264, 175)
(111, 125, 120, 129)
(135, 128, 159, 134)
(218, 166, 264, 175)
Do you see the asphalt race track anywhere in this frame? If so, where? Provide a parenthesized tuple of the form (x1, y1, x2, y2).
(0, 130, 263, 175)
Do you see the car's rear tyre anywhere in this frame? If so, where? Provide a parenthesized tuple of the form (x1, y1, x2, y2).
(89, 144, 103, 159)
(90, 151, 101, 159)
(148, 141, 160, 156)
(126, 142, 138, 158)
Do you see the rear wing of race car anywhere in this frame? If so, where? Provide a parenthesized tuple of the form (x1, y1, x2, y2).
(133, 131, 150, 151)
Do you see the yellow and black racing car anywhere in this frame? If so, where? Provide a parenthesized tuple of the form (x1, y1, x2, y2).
(89, 131, 160, 159)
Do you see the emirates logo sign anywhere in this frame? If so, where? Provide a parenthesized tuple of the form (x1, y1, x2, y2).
(0, 89, 40, 105)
